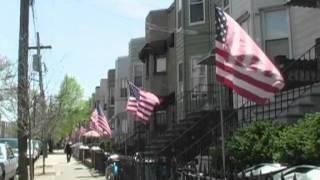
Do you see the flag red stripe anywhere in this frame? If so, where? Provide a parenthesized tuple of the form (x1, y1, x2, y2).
(215, 59, 280, 93)
(126, 81, 159, 122)
(216, 75, 267, 104)
(214, 8, 284, 104)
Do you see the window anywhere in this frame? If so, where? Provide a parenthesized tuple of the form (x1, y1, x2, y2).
(109, 87, 114, 105)
(177, 62, 184, 94)
(176, 0, 183, 30)
(178, 63, 183, 82)
(146, 57, 149, 77)
(191, 56, 207, 91)
(155, 57, 167, 73)
(120, 79, 127, 97)
(134, 64, 143, 87)
(155, 111, 167, 126)
(189, 0, 205, 25)
(263, 9, 290, 60)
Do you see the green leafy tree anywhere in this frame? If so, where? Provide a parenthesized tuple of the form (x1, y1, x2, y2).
(227, 120, 282, 168)
(275, 112, 320, 165)
(52, 75, 91, 141)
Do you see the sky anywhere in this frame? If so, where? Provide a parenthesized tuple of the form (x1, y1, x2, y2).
(0, 0, 172, 98)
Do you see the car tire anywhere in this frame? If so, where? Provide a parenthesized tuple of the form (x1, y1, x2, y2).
(0, 164, 4, 180)
(2, 171, 5, 180)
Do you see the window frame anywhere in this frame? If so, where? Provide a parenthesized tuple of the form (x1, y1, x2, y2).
(261, 6, 292, 59)
(133, 64, 143, 87)
(190, 55, 207, 91)
(176, 0, 183, 31)
(120, 79, 127, 98)
(177, 61, 184, 95)
(145, 56, 150, 79)
(154, 56, 167, 74)
(155, 110, 167, 127)
(188, 0, 205, 26)
(109, 87, 115, 106)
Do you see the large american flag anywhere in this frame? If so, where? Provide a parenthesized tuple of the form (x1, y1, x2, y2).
(79, 126, 87, 136)
(126, 81, 160, 123)
(90, 105, 112, 137)
(215, 7, 284, 104)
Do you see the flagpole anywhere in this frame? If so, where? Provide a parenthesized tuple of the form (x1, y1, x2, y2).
(125, 119, 127, 155)
(218, 84, 226, 179)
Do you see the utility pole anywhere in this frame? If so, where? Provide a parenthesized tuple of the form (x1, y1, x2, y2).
(29, 32, 51, 176)
(17, 0, 30, 179)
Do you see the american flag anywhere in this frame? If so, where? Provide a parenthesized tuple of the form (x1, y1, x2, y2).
(90, 105, 112, 137)
(79, 126, 87, 136)
(126, 81, 160, 123)
(215, 7, 284, 104)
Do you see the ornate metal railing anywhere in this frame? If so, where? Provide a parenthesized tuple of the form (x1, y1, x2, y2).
(175, 42, 320, 175)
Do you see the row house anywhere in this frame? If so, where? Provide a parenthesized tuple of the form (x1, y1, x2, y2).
(125, 38, 146, 153)
(90, 70, 115, 130)
(114, 0, 320, 178)
(92, 79, 108, 117)
(189, 0, 320, 174)
(118, 0, 229, 170)
(106, 69, 115, 121)
(91, 38, 146, 150)
(221, 0, 320, 124)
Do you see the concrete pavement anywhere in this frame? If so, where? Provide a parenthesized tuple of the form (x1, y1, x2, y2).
(33, 150, 105, 180)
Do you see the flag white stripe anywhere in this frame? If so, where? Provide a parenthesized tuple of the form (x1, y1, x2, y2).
(216, 51, 283, 89)
(216, 67, 274, 99)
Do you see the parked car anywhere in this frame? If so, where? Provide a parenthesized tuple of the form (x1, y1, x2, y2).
(32, 140, 42, 156)
(0, 138, 18, 158)
(26, 140, 39, 164)
(0, 143, 18, 180)
(238, 163, 287, 178)
(269, 165, 320, 180)
(0, 166, 3, 180)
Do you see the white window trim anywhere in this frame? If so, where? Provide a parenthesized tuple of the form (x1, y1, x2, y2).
(261, 6, 292, 58)
(188, 0, 205, 26)
(190, 55, 207, 90)
(176, 0, 183, 32)
(177, 61, 184, 94)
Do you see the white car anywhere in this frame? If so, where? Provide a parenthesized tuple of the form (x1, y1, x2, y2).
(0, 143, 18, 180)
(238, 163, 287, 178)
(270, 165, 320, 180)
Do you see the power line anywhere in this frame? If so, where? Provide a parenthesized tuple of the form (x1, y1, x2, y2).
(31, 1, 38, 43)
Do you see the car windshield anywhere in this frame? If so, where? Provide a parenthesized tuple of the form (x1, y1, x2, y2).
(0, 139, 18, 149)
(285, 167, 314, 175)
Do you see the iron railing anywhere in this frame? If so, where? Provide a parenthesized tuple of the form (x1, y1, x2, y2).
(175, 42, 320, 176)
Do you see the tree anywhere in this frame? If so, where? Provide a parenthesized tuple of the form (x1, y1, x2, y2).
(52, 75, 91, 141)
(227, 120, 282, 169)
(275, 112, 320, 165)
(0, 57, 17, 121)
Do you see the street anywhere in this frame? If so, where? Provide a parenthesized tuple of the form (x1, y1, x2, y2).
(33, 150, 105, 180)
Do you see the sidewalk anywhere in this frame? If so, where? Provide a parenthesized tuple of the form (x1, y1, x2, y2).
(34, 150, 105, 180)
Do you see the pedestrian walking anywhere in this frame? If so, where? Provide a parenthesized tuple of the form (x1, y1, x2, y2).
(64, 142, 72, 163)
